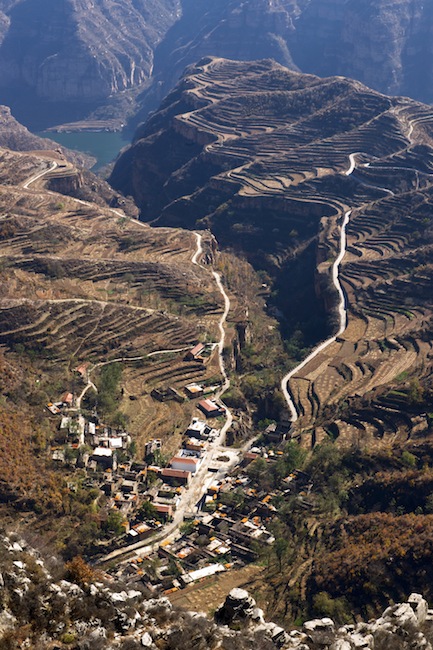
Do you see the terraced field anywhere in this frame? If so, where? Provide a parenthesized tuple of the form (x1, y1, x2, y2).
(111, 57, 433, 448)
(0, 149, 227, 444)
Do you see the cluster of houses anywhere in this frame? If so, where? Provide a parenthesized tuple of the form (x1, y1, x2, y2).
(124, 419, 220, 530)
(47, 382, 224, 544)
(109, 422, 310, 595)
(112, 451, 309, 594)
(45, 352, 304, 596)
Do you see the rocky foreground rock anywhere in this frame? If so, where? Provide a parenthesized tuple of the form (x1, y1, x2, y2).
(216, 588, 433, 650)
(1, 534, 433, 649)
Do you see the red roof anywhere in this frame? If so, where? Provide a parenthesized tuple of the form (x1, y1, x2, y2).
(198, 399, 223, 414)
(74, 362, 89, 376)
(155, 504, 172, 514)
(161, 468, 190, 479)
(60, 392, 73, 404)
(170, 456, 199, 466)
(189, 343, 205, 356)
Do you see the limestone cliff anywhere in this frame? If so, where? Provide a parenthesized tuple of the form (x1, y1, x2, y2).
(133, 0, 433, 128)
(0, 535, 433, 650)
(292, 0, 433, 104)
(0, 0, 180, 113)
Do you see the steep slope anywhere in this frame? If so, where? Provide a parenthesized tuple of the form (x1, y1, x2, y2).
(132, 0, 433, 128)
(132, 0, 306, 124)
(0, 0, 180, 128)
(111, 57, 433, 446)
(292, 0, 433, 104)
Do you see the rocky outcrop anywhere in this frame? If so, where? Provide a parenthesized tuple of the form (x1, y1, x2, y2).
(2, 534, 433, 650)
(216, 590, 433, 650)
(0, 104, 94, 167)
(214, 588, 433, 650)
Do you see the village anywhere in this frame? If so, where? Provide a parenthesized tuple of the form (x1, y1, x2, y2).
(45, 342, 307, 597)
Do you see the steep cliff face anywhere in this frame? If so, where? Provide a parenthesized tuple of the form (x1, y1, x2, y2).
(0, 0, 180, 104)
(1, 0, 432, 130)
(293, 0, 433, 103)
(132, 0, 433, 129)
(133, 0, 308, 123)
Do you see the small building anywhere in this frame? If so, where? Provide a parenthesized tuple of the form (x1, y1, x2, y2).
(241, 451, 260, 467)
(121, 479, 138, 494)
(128, 522, 152, 541)
(185, 383, 204, 398)
(170, 455, 200, 474)
(74, 362, 90, 378)
(185, 418, 214, 440)
(145, 439, 162, 457)
(184, 343, 205, 362)
(198, 399, 225, 418)
(185, 439, 206, 453)
(91, 447, 117, 470)
(264, 421, 292, 444)
(180, 564, 225, 586)
(60, 392, 74, 406)
(154, 503, 173, 521)
(161, 468, 191, 487)
(46, 403, 61, 415)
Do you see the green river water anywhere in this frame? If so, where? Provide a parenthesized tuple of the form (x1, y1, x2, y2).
(36, 130, 129, 171)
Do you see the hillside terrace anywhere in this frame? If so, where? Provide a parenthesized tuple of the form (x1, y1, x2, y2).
(117, 57, 433, 448)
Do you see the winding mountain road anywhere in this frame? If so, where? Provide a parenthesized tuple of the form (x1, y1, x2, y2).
(21, 160, 237, 563)
(281, 146, 405, 422)
(281, 208, 352, 422)
(192, 232, 233, 438)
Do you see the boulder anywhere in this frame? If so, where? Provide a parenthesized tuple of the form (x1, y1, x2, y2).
(251, 607, 265, 624)
(409, 594, 428, 625)
(424, 610, 433, 636)
(348, 632, 373, 648)
(215, 588, 257, 624)
(303, 618, 336, 645)
(380, 602, 418, 633)
(141, 632, 153, 647)
(330, 640, 351, 650)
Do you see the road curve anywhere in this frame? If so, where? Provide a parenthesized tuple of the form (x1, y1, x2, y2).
(192, 232, 233, 437)
(22, 161, 58, 189)
(281, 144, 404, 423)
(281, 209, 351, 422)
